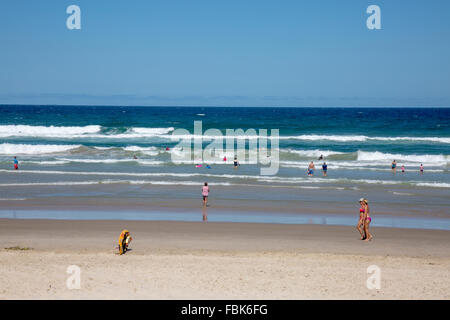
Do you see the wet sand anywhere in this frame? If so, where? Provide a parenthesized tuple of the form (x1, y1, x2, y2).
(0, 219, 449, 299)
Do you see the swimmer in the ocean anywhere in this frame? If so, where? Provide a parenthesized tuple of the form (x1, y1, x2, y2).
(420, 163, 424, 174)
(13, 156, 19, 170)
(318, 154, 324, 161)
(401, 165, 405, 173)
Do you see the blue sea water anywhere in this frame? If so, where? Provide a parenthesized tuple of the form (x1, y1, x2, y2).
(0, 105, 448, 183)
(0, 105, 448, 228)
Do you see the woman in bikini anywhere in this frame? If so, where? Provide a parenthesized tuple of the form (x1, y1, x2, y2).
(363, 199, 373, 241)
(356, 198, 366, 240)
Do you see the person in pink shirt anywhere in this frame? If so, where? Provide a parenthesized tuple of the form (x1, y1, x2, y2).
(202, 182, 210, 207)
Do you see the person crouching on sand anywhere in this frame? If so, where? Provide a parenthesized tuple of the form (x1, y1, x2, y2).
(202, 182, 210, 207)
(363, 199, 373, 241)
(118, 229, 132, 255)
(356, 198, 366, 240)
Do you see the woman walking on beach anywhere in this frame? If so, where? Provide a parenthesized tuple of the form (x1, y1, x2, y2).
(356, 198, 366, 240)
(363, 199, 373, 241)
(202, 182, 210, 207)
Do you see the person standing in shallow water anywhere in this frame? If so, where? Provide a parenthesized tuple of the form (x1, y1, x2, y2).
(307, 161, 315, 176)
(391, 160, 397, 173)
(202, 182, 210, 207)
(13, 156, 19, 170)
(322, 162, 327, 176)
(233, 156, 239, 169)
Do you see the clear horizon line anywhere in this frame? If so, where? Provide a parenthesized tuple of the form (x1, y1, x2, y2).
(0, 103, 449, 108)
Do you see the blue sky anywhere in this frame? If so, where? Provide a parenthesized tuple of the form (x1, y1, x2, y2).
(0, 0, 449, 106)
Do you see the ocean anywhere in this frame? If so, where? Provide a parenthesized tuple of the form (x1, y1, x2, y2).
(0, 105, 449, 228)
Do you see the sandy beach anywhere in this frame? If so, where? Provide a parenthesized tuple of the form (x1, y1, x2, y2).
(0, 218, 449, 299)
(2, 0, 450, 305)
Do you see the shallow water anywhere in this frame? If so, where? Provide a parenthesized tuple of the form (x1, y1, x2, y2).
(1, 209, 449, 231)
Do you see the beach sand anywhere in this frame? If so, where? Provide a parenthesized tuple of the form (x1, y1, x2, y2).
(0, 219, 449, 299)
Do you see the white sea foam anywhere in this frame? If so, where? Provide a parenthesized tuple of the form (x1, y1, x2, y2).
(0, 180, 231, 187)
(0, 125, 100, 138)
(1, 125, 448, 143)
(373, 136, 450, 143)
(93, 147, 114, 150)
(22, 160, 71, 165)
(92, 127, 175, 139)
(392, 192, 414, 196)
(58, 158, 163, 165)
(59, 158, 135, 164)
(1, 169, 448, 188)
(123, 146, 159, 156)
(0, 143, 82, 155)
(0, 169, 447, 188)
(131, 127, 175, 135)
(280, 135, 368, 142)
(0, 125, 174, 139)
(0, 169, 258, 179)
(279, 135, 450, 143)
(357, 151, 448, 164)
(283, 149, 345, 157)
(415, 182, 450, 188)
